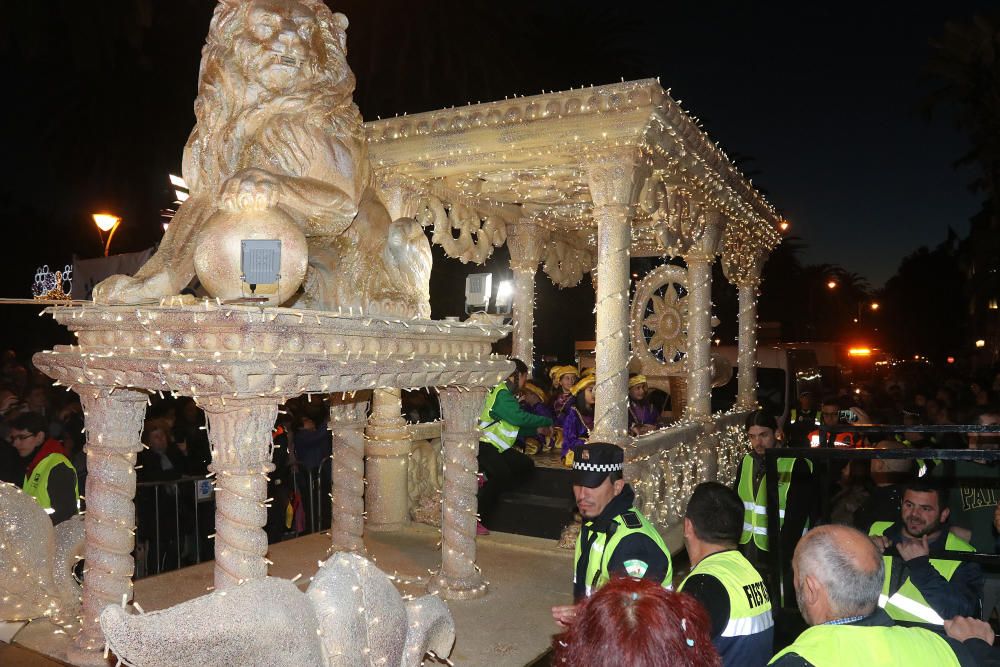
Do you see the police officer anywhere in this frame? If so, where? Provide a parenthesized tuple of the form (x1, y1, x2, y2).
(736, 410, 813, 574)
(770, 525, 989, 666)
(680, 482, 773, 667)
(551, 442, 672, 626)
(868, 478, 982, 627)
(9, 411, 79, 524)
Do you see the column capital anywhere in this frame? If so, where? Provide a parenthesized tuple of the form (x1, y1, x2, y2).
(505, 220, 549, 273)
(682, 209, 725, 263)
(584, 148, 649, 209)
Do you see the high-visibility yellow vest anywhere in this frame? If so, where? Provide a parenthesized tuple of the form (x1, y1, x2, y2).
(680, 550, 773, 638)
(478, 383, 520, 452)
(768, 623, 960, 666)
(573, 509, 673, 597)
(23, 452, 79, 516)
(737, 453, 812, 551)
(868, 521, 974, 625)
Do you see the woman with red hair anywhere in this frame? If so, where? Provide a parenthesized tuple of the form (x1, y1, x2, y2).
(552, 576, 720, 667)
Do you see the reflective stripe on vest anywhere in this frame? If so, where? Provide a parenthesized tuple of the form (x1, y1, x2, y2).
(573, 509, 673, 597)
(478, 384, 521, 452)
(808, 430, 854, 448)
(737, 453, 811, 551)
(868, 521, 974, 625)
(768, 624, 961, 666)
(679, 550, 773, 638)
(23, 452, 79, 514)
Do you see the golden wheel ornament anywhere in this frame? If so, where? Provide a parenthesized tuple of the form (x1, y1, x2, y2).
(630, 265, 690, 370)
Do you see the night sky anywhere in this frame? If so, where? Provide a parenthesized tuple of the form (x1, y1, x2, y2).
(0, 1, 994, 323)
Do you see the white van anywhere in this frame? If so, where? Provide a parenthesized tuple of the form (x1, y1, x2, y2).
(712, 345, 824, 427)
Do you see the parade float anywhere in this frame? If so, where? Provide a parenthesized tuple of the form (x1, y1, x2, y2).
(1, 1, 781, 664)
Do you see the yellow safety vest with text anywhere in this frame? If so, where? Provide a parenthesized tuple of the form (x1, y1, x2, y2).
(679, 550, 773, 638)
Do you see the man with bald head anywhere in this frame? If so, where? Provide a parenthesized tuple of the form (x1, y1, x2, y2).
(769, 525, 990, 665)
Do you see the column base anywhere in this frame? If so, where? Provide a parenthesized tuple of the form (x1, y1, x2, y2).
(365, 519, 410, 533)
(427, 571, 488, 601)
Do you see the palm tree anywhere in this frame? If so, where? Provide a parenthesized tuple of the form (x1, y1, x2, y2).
(925, 12, 1000, 219)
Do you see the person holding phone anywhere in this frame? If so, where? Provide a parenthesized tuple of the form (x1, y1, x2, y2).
(807, 397, 856, 448)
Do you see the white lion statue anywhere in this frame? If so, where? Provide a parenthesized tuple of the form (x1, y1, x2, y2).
(93, 0, 431, 318)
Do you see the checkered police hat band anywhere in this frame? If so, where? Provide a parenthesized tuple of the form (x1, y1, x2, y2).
(572, 461, 623, 473)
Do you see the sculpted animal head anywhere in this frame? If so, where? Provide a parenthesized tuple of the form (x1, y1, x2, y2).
(184, 0, 361, 193)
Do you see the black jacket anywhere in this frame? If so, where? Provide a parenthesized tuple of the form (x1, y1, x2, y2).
(879, 521, 983, 623)
(573, 484, 671, 601)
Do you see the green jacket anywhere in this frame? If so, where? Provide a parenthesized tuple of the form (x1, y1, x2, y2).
(479, 382, 552, 452)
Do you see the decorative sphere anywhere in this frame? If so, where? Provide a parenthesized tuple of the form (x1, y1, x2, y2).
(193, 207, 308, 306)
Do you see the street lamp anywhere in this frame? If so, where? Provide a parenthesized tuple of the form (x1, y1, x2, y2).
(92, 213, 122, 257)
(826, 280, 837, 290)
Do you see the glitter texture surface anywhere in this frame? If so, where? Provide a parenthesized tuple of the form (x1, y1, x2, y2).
(99, 552, 454, 666)
(0, 483, 84, 626)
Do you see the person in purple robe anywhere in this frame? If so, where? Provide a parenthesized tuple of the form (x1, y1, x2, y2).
(548, 365, 579, 421)
(561, 375, 595, 461)
(517, 381, 557, 454)
(628, 374, 659, 437)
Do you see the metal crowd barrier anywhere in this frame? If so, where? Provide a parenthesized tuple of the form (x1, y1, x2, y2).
(132, 456, 333, 580)
(764, 423, 1000, 637)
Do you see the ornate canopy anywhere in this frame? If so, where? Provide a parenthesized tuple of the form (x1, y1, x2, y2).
(366, 78, 782, 286)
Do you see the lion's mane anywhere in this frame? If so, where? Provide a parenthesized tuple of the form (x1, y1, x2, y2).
(182, 0, 364, 197)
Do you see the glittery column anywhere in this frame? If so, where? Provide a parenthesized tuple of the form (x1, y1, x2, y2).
(201, 398, 278, 590)
(330, 392, 369, 553)
(589, 205, 631, 445)
(736, 278, 761, 411)
(586, 152, 642, 446)
(429, 386, 488, 600)
(506, 221, 547, 369)
(68, 389, 147, 666)
(685, 255, 714, 421)
(364, 388, 409, 532)
(511, 268, 536, 366)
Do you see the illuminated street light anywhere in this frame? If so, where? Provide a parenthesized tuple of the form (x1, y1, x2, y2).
(976, 339, 986, 348)
(826, 280, 837, 290)
(779, 220, 790, 232)
(870, 302, 879, 311)
(92, 213, 122, 257)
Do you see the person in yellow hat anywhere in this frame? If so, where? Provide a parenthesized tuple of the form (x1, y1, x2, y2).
(628, 374, 659, 437)
(548, 365, 579, 421)
(560, 375, 595, 462)
(517, 381, 557, 455)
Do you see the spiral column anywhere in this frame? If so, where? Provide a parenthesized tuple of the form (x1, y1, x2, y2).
(365, 388, 410, 532)
(330, 392, 369, 553)
(69, 389, 147, 665)
(201, 398, 278, 590)
(429, 386, 488, 600)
